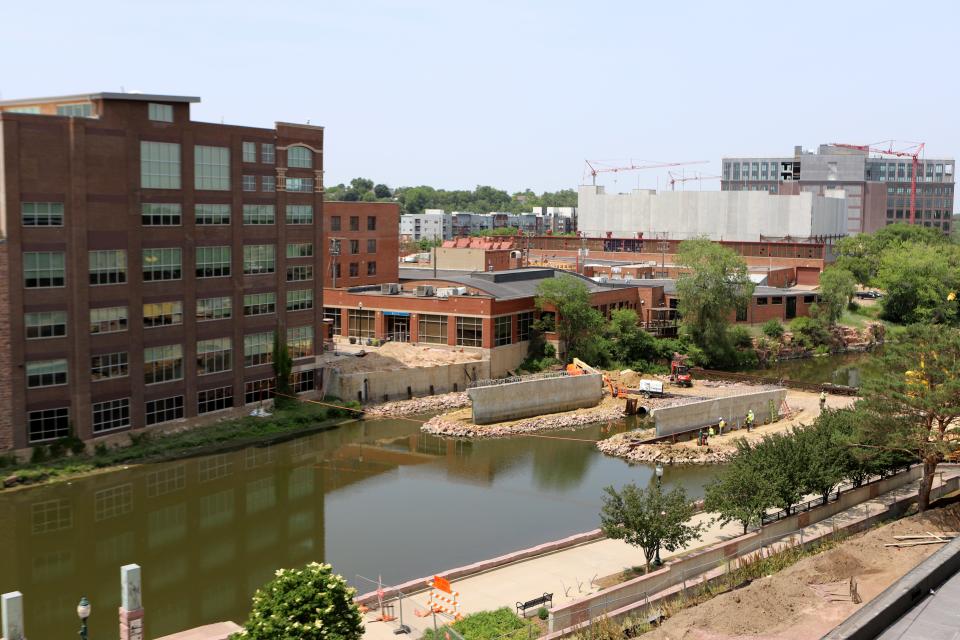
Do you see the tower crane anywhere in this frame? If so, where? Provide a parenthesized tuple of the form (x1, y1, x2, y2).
(584, 159, 709, 186)
(831, 141, 925, 225)
(668, 171, 721, 191)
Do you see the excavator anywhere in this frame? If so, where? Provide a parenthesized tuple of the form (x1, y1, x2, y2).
(566, 358, 629, 398)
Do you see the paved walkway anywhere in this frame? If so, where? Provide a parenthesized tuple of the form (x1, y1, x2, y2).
(362, 468, 960, 639)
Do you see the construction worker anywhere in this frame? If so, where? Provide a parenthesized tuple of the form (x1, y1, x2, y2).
(708, 425, 716, 439)
(718, 417, 726, 435)
(697, 428, 704, 446)
(820, 390, 827, 412)
(746, 409, 755, 432)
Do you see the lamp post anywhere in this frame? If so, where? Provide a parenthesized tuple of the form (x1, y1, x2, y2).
(654, 464, 664, 567)
(76, 597, 90, 640)
(655, 463, 663, 488)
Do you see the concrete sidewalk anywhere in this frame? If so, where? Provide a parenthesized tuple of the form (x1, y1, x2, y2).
(362, 468, 960, 639)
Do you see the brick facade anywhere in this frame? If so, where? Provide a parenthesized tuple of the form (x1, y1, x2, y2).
(324, 201, 399, 288)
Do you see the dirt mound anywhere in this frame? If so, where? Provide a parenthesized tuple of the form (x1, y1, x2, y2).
(811, 549, 867, 583)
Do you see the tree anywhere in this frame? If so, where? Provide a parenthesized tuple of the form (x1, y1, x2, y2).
(818, 267, 857, 325)
(600, 482, 703, 572)
(535, 276, 606, 364)
(373, 183, 391, 198)
(750, 433, 806, 515)
(349, 177, 374, 194)
(875, 242, 959, 325)
(273, 331, 293, 409)
(704, 448, 774, 534)
(240, 562, 363, 640)
(605, 308, 660, 369)
(674, 238, 755, 367)
(793, 419, 846, 501)
(834, 223, 950, 286)
(857, 324, 960, 510)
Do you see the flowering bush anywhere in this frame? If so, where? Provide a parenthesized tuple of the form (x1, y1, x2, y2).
(239, 562, 363, 639)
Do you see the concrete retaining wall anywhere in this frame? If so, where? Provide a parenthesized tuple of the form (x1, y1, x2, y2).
(653, 388, 787, 437)
(330, 360, 490, 404)
(467, 373, 603, 425)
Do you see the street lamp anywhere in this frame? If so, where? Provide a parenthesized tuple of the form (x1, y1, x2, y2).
(654, 511, 666, 567)
(77, 597, 91, 640)
(655, 462, 664, 488)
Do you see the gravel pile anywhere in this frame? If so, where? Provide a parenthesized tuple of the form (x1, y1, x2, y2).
(421, 404, 627, 438)
(597, 434, 735, 465)
(365, 392, 470, 417)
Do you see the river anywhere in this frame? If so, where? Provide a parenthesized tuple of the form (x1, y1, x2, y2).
(0, 416, 717, 639)
(746, 350, 881, 387)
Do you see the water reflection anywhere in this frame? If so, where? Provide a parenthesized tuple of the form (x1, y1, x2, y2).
(748, 351, 881, 387)
(0, 416, 714, 639)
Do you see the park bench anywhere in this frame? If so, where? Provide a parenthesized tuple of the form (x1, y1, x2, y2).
(516, 593, 553, 617)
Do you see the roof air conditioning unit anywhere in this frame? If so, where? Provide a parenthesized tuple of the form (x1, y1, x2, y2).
(454, 286, 468, 295)
(415, 285, 435, 297)
(380, 283, 400, 294)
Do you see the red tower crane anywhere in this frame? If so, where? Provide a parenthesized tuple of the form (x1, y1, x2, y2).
(832, 141, 926, 225)
(668, 171, 722, 191)
(584, 159, 709, 186)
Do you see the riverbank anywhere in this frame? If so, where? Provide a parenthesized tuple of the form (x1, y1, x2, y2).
(364, 391, 470, 417)
(0, 398, 360, 491)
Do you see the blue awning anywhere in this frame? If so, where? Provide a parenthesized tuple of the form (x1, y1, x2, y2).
(383, 311, 411, 317)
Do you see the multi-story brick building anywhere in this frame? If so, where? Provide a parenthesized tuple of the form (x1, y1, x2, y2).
(324, 201, 399, 288)
(0, 92, 326, 449)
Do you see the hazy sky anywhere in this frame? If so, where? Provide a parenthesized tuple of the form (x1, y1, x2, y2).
(2, 0, 958, 196)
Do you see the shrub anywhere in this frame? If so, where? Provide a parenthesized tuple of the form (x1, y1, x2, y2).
(761, 319, 785, 339)
(729, 326, 753, 349)
(789, 316, 831, 348)
(239, 562, 362, 640)
(421, 607, 534, 640)
(63, 436, 86, 456)
(847, 300, 860, 313)
(94, 442, 109, 457)
(538, 606, 549, 621)
(30, 446, 48, 464)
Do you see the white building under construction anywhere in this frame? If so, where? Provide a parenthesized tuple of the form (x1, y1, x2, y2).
(577, 185, 848, 241)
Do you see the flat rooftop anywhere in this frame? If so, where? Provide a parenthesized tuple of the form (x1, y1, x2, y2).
(0, 92, 200, 107)
(396, 267, 633, 300)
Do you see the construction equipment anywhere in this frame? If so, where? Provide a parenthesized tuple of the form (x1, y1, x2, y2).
(584, 159, 709, 186)
(668, 171, 721, 191)
(832, 141, 925, 225)
(670, 353, 693, 387)
(638, 379, 665, 398)
(567, 358, 629, 398)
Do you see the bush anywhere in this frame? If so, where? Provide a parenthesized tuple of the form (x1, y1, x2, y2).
(94, 442, 109, 457)
(30, 446, 48, 464)
(761, 319, 785, 339)
(847, 300, 860, 313)
(239, 562, 362, 640)
(729, 326, 753, 349)
(421, 607, 535, 640)
(789, 316, 831, 348)
(538, 606, 549, 621)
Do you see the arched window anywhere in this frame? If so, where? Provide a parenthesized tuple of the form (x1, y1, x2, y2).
(288, 146, 313, 169)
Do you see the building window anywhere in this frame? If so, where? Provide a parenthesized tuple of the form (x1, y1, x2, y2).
(144, 344, 183, 385)
(771, 296, 783, 305)
(330, 216, 341, 231)
(25, 311, 67, 340)
(91, 351, 129, 381)
(367, 239, 377, 253)
(287, 326, 314, 358)
(22, 202, 64, 226)
(350, 240, 360, 254)
(736, 303, 747, 322)
(287, 146, 313, 168)
(196, 296, 232, 321)
(24, 251, 65, 288)
(418, 314, 447, 344)
(195, 203, 231, 225)
(28, 408, 70, 443)
(367, 261, 377, 276)
(141, 203, 181, 226)
(349, 216, 359, 231)
(285, 177, 314, 192)
(27, 359, 68, 388)
(494, 316, 512, 346)
(142, 248, 182, 281)
(286, 242, 313, 258)
(348, 309, 375, 338)
(89, 250, 127, 285)
(140, 141, 181, 189)
(292, 370, 315, 394)
(57, 103, 93, 117)
(456, 317, 482, 347)
(286, 289, 314, 311)
(349, 262, 359, 277)
(261, 175, 276, 192)
(286, 205, 313, 224)
(198, 387, 233, 414)
(194, 145, 230, 191)
(243, 292, 276, 316)
(332, 263, 341, 279)
(261, 143, 275, 164)
(244, 332, 273, 367)
(148, 103, 173, 122)
(324, 307, 342, 335)
(366, 216, 377, 231)
(245, 379, 275, 404)
(243, 245, 275, 275)
(242, 175, 256, 192)
(92, 398, 130, 433)
(242, 141, 257, 163)
(143, 301, 183, 328)
(517, 312, 534, 341)
(145, 395, 184, 425)
(756, 297, 768, 305)
(803, 295, 815, 304)
(90, 306, 127, 334)
(6, 106, 41, 114)
(196, 246, 231, 278)
(197, 338, 232, 375)
(242, 204, 275, 225)
(286, 265, 313, 281)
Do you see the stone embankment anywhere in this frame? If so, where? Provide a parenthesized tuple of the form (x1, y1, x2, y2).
(597, 433, 736, 465)
(364, 392, 470, 418)
(422, 403, 627, 438)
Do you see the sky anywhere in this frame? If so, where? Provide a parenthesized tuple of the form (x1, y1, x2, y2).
(2, 0, 959, 196)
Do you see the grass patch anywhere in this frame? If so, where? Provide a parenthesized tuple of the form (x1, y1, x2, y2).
(421, 607, 539, 640)
(0, 398, 361, 488)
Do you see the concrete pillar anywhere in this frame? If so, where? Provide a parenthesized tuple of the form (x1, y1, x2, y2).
(481, 317, 494, 349)
(1, 591, 24, 640)
(374, 311, 385, 341)
(409, 314, 419, 342)
(340, 308, 349, 337)
(119, 564, 144, 640)
(511, 313, 519, 344)
(446, 315, 457, 347)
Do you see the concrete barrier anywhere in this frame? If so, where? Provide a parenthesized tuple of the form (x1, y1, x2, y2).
(467, 373, 603, 424)
(653, 388, 787, 437)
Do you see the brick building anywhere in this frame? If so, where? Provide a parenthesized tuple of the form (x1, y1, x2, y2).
(0, 92, 326, 449)
(324, 201, 399, 288)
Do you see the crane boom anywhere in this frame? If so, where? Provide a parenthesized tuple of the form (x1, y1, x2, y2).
(832, 141, 925, 225)
(584, 159, 709, 186)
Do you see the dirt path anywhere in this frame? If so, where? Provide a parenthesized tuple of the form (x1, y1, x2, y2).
(639, 502, 960, 639)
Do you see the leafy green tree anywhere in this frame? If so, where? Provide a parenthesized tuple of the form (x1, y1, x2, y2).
(751, 433, 807, 515)
(793, 419, 846, 501)
(535, 276, 606, 364)
(875, 242, 959, 324)
(240, 562, 362, 640)
(373, 183, 391, 198)
(605, 308, 660, 369)
(857, 324, 960, 510)
(704, 447, 775, 534)
(349, 177, 374, 194)
(272, 331, 293, 409)
(674, 238, 755, 367)
(761, 319, 785, 340)
(818, 267, 858, 325)
(789, 315, 831, 349)
(834, 223, 950, 286)
(600, 482, 703, 572)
